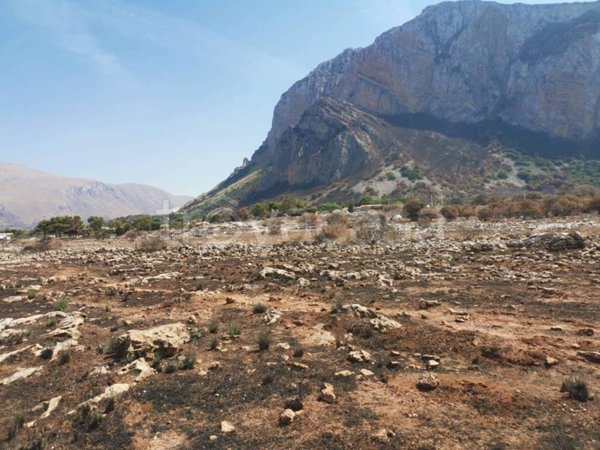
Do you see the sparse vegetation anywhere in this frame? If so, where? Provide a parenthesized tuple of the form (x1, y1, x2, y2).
(561, 374, 590, 402)
(179, 351, 197, 370)
(404, 200, 425, 221)
(208, 336, 219, 351)
(164, 361, 178, 373)
(257, 330, 271, 352)
(22, 238, 63, 253)
(136, 236, 167, 252)
(8, 413, 25, 440)
(252, 302, 268, 314)
(320, 212, 350, 241)
(40, 348, 53, 360)
(75, 404, 102, 431)
(228, 323, 242, 336)
(53, 297, 70, 312)
(58, 349, 72, 365)
(400, 165, 423, 181)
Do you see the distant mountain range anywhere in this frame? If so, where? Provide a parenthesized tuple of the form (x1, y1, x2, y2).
(0, 161, 191, 229)
(183, 0, 600, 217)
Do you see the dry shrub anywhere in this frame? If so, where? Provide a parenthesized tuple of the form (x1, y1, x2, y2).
(458, 204, 475, 218)
(507, 199, 544, 219)
(235, 207, 250, 221)
(584, 196, 600, 214)
(299, 212, 318, 229)
(544, 195, 584, 217)
(440, 206, 459, 221)
(22, 238, 63, 253)
(320, 212, 350, 241)
(123, 229, 142, 241)
(136, 235, 167, 252)
(354, 212, 390, 243)
(269, 219, 283, 235)
(419, 207, 440, 220)
(476, 206, 492, 222)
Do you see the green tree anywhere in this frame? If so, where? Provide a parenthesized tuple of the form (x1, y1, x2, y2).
(251, 203, 270, 218)
(168, 213, 185, 229)
(87, 216, 105, 233)
(34, 216, 84, 237)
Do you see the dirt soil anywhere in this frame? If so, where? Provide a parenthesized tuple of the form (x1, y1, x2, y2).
(1, 214, 599, 449)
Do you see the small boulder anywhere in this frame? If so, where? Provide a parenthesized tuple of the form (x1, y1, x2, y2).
(416, 372, 440, 392)
(221, 421, 235, 433)
(279, 409, 295, 426)
(319, 383, 336, 403)
(117, 323, 190, 359)
(348, 349, 372, 363)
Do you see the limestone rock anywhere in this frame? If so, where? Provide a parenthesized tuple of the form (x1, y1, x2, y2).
(416, 372, 440, 392)
(117, 323, 190, 359)
(279, 409, 296, 426)
(319, 383, 337, 403)
(221, 421, 235, 433)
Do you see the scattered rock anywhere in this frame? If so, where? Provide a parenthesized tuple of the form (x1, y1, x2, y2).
(416, 372, 440, 392)
(578, 351, 600, 364)
(117, 323, 190, 359)
(1, 366, 40, 386)
(117, 358, 155, 381)
(360, 368, 375, 377)
(221, 421, 235, 433)
(279, 409, 295, 426)
(419, 300, 441, 310)
(319, 383, 336, 403)
(264, 309, 282, 325)
(260, 267, 296, 280)
(545, 356, 559, 367)
(577, 328, 594, 336)
(348, 349, 372, 363)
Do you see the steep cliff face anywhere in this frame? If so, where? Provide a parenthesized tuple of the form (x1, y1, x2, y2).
(267, 1, 600, 146)
(184, 1, 600, 216)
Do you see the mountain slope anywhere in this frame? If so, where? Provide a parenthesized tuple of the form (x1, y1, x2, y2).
(0, 162, 191, 229)
(184, 0, 600, 216)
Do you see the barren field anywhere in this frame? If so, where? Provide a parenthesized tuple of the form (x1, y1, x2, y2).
(1, 214, 599, 449)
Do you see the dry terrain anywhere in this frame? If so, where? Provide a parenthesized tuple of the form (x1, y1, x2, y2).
(1, 212, 599, 449)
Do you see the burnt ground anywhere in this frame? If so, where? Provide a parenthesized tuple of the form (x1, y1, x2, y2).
(0, 215, 599, 449)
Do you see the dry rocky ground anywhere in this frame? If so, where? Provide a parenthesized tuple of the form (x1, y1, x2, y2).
(1, 212, 599, 449)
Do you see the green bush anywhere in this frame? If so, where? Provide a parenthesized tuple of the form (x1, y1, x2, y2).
(561, 374, 590, 402)
(400, 166, 423, 181)
(53, 297, 70, 312)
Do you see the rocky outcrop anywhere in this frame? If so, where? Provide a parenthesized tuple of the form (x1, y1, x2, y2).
(186, 1, 600, 214)
(267, 1, 600, 146)
(116, 323, 190, 360)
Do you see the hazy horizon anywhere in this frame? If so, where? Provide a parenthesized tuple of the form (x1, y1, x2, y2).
(1, 0, 596, 196)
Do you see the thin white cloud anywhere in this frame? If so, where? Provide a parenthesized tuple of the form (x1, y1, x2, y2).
(4, 0, 131, 80)
(4, 0, 304, 84)
(78, 0, 304, 81)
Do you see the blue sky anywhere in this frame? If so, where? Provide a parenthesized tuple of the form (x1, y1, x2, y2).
(0, 0, 593, 195)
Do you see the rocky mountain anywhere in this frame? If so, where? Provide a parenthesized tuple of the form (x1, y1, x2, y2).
(0, 162, 192, 229)
(184, 0, 600, 216)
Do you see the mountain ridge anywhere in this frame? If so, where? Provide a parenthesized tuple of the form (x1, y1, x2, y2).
(183, 0, 600, 217)
(0, 161, 192, 229)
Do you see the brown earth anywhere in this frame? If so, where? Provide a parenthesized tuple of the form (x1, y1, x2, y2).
(0, 213, 599, 449)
